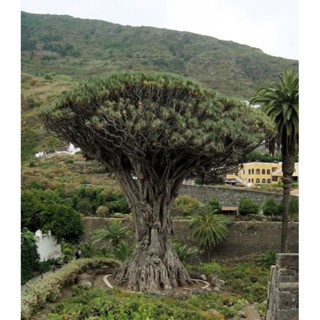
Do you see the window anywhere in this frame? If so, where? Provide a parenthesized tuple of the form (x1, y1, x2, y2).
(267, 169, 270, 174)
(272, 176, 278, 182)
(252, 169, 255, 174)
(262, 169, 265, 174)
(248, 169, 251, 174)
(267, 179, 271, 183)
(256, 169, 260, 174)
(252, 179, 255, 183)
(256, 178, 260, 183)
(262, 179, 266, 183)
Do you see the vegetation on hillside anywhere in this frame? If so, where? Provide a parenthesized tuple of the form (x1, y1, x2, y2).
(21, 11, 297, 99)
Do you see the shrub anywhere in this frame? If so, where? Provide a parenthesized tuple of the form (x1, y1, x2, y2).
(113, 241, 133, 261)
(258, 250, 277, 268)
(21, 228, 40, 284)
(238, 197, 259, 215)
(21, 258, 120, 320)
(205, 197, 222, 214)
(96, 205, 109, 217)
(173, 240, 198, 263)
(289, 196, 299, 218)
(40, 204, 84, 243)
(92, 220, 132, 247)
(262, 198, 281, 216)
(174, 194, 200, 216)
(190, 208, 231, 261)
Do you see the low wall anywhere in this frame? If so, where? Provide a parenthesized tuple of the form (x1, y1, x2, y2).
(266, 254, 299, 320)
(180, 184, 283, 206)
(82, 217, 298, 261)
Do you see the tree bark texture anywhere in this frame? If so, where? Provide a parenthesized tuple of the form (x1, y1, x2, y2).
(110, 159, 194, 292)
(281, 138, 296, 253)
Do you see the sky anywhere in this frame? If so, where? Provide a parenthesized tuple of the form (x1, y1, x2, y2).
(20, 0, 299, 60)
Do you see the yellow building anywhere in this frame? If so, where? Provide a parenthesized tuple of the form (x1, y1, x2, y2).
(225, 162, 299, 187)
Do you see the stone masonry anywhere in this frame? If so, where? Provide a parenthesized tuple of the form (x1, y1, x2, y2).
(266, 253, 299, 320)
(180, 184, 283, 207)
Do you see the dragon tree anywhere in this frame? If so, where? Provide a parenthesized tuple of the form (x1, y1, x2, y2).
(42, 72, 271, 292)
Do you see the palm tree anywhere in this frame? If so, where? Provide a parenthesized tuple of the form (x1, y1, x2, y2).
(250, 69, 299, 252)
(92, 220, 132, 247)
(189, 209, 231, 261)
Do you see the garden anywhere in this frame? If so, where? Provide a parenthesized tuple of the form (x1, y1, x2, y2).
(21, 178, 299, 319)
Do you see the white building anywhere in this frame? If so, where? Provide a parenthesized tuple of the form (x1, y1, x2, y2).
(35, 230, 61, 262)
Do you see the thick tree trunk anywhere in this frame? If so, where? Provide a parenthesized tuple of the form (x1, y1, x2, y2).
(113, 223, 192, 292)
(112, 167, 193, 292)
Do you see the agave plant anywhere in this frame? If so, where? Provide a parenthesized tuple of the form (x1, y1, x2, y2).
(190, 209, 231, 261)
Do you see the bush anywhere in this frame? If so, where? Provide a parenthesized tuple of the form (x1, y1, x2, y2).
(258, 250, 277, 268)
(205, 197, 222, 214)
(174, 194, 200, 216)
(262, 198, 281, 216)
(40, 204, 84, 243)
(238, 197, 259, 215)
(21, 228, 40, 284)
(96, 205, 109, 217)
(173, 240, 198, 263)
(21, 258, 120, 320)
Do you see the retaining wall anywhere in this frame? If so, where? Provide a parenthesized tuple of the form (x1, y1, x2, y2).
(180, 184, 283, 206)
(266, 253, 299, 320)
(82, 217, 298, 261)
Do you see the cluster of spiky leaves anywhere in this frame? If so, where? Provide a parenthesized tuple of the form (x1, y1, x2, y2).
(42, 72, 270, 174)
(250, 69, 299, 154)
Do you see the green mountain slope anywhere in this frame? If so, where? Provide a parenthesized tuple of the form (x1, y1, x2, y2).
(21, 11, 298, 162)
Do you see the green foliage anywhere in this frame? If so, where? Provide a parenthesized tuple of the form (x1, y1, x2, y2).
(92, 220, 132, 247)
(238, 197, 259, 215)
(289, 196, 299, 218)
(113, 241, 133, 261)
(40, 203, 84, 243)
(96, 205, 109, 217)
(21, 258, 120, 320)
(21, 228, 40, 284)
(243, 151, 281, 163)
(262, 198, 281, 216)
(205, 197, 222, 214)
(174, 195, 200, 216)
(258, 250, 277, 268)
(21, 190, 43, 231)
(173, 240, 198, 263)
(190, 209, 231, 259)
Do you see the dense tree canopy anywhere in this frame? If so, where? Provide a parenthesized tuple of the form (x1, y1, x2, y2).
(42, 72, 271, 292)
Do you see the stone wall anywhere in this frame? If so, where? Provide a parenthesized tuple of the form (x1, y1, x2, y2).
(180, 184, 283, 206)
(82, 217, 298, 260)
(266, 254, 299, 320)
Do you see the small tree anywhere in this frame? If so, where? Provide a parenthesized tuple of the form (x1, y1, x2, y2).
(190, 209, 231, 261)
(92, 220, 131, 247)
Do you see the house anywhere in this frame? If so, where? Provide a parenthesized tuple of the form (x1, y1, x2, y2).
(225, 162, 299, 187)
(35, 230, 61, 262)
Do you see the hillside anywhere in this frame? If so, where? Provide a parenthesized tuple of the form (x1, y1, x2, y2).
(21, 11, 298, 163)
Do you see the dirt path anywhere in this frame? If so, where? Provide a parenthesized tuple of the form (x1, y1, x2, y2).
(244, 305, 261, 320)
